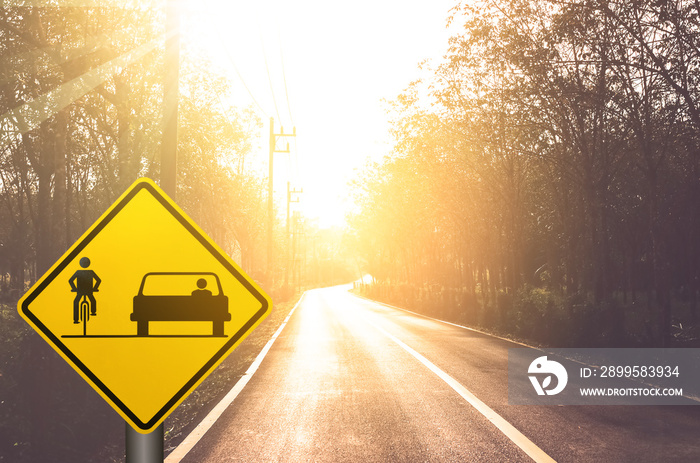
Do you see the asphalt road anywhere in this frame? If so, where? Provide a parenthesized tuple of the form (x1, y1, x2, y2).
(175, 286, 700, 462)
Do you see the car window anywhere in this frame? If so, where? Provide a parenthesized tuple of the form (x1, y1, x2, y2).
(140, 274, 220, 296)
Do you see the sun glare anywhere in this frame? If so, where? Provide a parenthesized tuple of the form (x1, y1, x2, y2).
(178, 0, 457, 229)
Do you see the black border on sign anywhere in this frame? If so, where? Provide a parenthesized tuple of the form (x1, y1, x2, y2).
(19, 180, 270, 431)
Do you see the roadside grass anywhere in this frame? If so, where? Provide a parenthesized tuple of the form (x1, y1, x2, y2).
(0, 303, 32, 460)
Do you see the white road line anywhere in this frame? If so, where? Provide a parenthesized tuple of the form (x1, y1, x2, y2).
(165, 293, 305, 463)
(351, 292, 538, 349)
(362, 315, 557, 463)
(352, 292, 700, 406)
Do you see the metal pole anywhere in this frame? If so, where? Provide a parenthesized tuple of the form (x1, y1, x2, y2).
(285, 181, 290, 287)
(267, 117, 275, 287)
(161, 0, 180, 199)
(126, 423, 164, 463)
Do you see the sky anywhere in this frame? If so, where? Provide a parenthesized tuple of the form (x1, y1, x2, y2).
(181, 0, 462, 228)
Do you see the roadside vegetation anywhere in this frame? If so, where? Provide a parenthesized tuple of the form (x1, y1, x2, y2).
(0, 5, 345, 462)
(349, 0, 700, 349)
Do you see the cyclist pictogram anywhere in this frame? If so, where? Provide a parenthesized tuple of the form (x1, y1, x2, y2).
(69, 257, 101, 336)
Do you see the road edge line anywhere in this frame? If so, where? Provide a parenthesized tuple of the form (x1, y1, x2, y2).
(164, 292, 306, 463)
(362, 315, 557, 463)
(351, 292, 700, 405)
(350, 292, 537, 349)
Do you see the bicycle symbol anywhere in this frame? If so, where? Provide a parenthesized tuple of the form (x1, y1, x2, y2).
(69, 257, 101, 337)
(78, 294, 90, 336)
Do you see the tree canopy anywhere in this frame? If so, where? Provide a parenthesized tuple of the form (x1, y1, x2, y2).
(350, 0, 700, 347)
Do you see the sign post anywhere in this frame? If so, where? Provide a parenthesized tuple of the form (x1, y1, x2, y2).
(18, 178, 270, 459)
(126, 425, 164, 463)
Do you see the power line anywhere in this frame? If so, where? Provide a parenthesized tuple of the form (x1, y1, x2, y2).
(278, 30, 294, 126)
(260, 34, 282, 124)
(274, 29, 299, 183)
(293, 138, 300, 181)
(214, 29, 269, 118)
(179, 49, 251, 176)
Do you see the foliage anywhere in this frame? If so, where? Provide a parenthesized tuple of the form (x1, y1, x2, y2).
(350, 0, 700, 347)
(0, 4, 270, 461)
(0, 5, 268, 290)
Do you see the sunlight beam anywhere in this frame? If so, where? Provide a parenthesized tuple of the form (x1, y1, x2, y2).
(1, 32, 168, 139)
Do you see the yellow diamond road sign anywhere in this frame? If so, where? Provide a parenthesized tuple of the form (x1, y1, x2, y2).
(18, 178, 271, 433)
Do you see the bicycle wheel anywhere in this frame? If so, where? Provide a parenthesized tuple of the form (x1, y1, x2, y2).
(81, 298, 90, 336)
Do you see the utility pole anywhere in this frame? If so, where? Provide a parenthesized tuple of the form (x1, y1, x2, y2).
(126, 0, 178, 461)
(267, 118, 295, 288)
(285, 182, 302, 287)
(293, 211, 306, 288)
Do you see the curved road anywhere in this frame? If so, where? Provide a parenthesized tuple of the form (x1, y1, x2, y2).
(175, 286, 700, 462)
